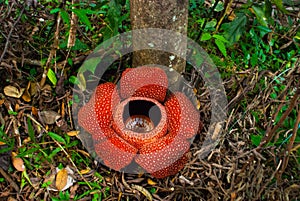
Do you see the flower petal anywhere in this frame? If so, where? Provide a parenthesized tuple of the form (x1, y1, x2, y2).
(94, 83, 120, 129)
(135, 135, 190, 178)
(94, 129, 138, 171)
(78, 93, 108, 141)
(150, 152, 188, 179)
(78, 83, 120, 141)
(165, 92, 200, 139)
(120, 67, 168, 102)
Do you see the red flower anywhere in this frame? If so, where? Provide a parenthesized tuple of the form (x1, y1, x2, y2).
(78, 66, 201, 178)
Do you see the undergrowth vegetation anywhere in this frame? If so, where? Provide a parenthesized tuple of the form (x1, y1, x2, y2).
(0, 0, 299, 200)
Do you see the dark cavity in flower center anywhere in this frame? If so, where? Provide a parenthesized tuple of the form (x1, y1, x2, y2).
(123, 100, 162, 133)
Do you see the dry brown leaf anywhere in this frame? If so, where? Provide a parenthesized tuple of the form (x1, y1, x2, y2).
(0, 99, 5, 105)
(15, 103, 20, 112)
(69, 184, 79, 199)
(30, 82, 38, 96)
(196, 99, 201, 110)
(22, 82, 31, 102)
(231, 192, 237, 201)
(79, 168, 91, 175)
(227, 8, 236, 21)
(7, 197, 18, 201)
(4, 85, 25, 98)
(42, 84, 52, 91)
(55, 168, 68, 191)
(39, 110, 61, 125)
(32, 107, 38, 116)
(12, 152, 25, 172)
(67, 130, 79, 137)
(147, 178, 157, 186)
(61, 102, 65, 117)
(0, 141, 6, 146)
(23, 137, 31, 144)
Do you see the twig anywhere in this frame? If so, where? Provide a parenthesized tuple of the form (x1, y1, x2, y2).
(0, 167, 20, 193)
(131, 184, 153, 201)
(260, 84, 300, 147)
(0, 112, 5, 126)
(0, 6, 25, 64)
(255, 159, 282, 200)
(67, 96, 74, 129)
(279, 106, 300, 179)
(40, 12, 61, 88)
(121, 172, 131, 190)
(216, 0, 233, 31)
(67, 0, 78, 48)
(24, 113, 47, 132)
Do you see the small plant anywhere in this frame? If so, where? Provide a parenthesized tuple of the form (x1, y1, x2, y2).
(51, 191, 70, 201)
(0, 125, 14, 154)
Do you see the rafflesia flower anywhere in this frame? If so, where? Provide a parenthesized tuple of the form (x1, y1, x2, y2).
(78, 66, 201, 178)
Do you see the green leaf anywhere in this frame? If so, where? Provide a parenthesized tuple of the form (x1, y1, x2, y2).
(48, 132, 66, 144)
(67, 58, 73, 66)
(149, 187, 156, 194)
(27, 118, 36, 143)
(72, 38, 89, 51)
(214, 1, 224, 12)
(272, 0, 289, 13)
(79, 8, 106, 15)
(222, 13, 247, 44)
(250, 52, 258, 66)
(200, 33, 212, 41)
(22, 170, 33, 186)
(72, 9, 92, 30)
(252, 5, 268, 27)
(264, 0, 272, 19)
(69, 75, 79, 85)
(48, 147, 62, 159)
(250, 134, 262, 146)
(42, 180, 52, 188)
(8, 110, 17, 115)
(50, 8, 61, 14)
(47, 69, 57, 86)
(215, 39, 227, 57)
(256, 25, 272, 37)
(102, 5, 121, 40)
(204, 19, 217, 30)
(60, 10, 70, 26)
(0, 145, 14, 154)
(212, 34, 228, 43)
(79, 56, 102, 74)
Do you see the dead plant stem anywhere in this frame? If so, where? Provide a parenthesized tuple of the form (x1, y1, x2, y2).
(0, 6, 24, 64)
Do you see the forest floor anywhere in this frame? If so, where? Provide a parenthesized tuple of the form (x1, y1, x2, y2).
(0, 1, 299, 201)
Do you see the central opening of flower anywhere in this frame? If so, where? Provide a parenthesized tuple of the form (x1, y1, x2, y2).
(123, 100, 162, 133)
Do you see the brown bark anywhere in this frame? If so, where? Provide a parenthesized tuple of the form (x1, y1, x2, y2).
(130, 0, 188, 73)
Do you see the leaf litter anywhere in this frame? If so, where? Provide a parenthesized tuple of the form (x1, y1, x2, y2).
(0, 1, 299, 201)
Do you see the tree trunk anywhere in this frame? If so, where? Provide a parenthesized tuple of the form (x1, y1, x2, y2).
(130, 0, 188, 73)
